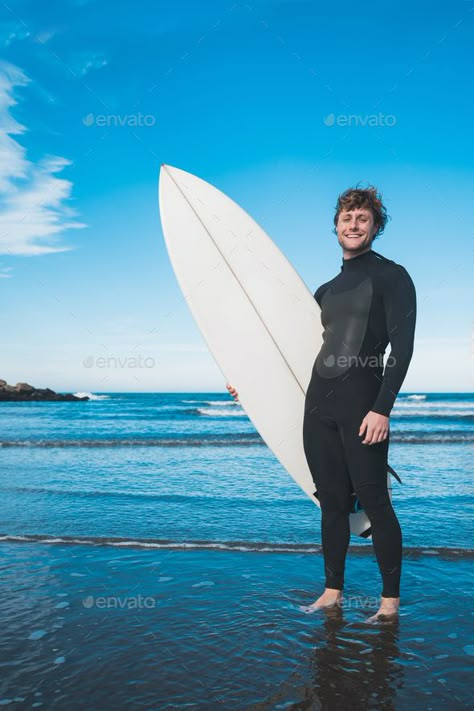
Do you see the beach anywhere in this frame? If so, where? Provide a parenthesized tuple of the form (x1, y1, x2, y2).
(0, 541, 472, 709)
(0, 392, 473, 709)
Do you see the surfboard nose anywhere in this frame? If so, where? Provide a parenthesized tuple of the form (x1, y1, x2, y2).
(159, 164, 174, 193)
(160, 163, 179, 173)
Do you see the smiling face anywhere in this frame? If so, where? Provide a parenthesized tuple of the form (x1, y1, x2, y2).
(336, 207, 378, 257)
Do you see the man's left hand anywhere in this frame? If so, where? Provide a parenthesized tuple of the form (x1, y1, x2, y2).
(359, 411, 389, 445)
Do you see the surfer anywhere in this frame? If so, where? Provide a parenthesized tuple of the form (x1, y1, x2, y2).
(227, 185, 416, 623)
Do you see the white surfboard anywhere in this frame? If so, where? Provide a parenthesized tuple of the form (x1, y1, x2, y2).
(158, 164, 393, 539)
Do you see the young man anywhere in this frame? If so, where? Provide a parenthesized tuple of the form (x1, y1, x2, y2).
(227, 186, 416, 623)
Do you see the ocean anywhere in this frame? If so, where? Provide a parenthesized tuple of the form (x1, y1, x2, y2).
(0, 391, 472, 709)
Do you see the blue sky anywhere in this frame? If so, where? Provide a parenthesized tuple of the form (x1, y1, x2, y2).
(0, 0, 472, 393)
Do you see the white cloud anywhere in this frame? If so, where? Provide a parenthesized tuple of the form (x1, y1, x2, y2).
(33, 28, 62, 44)
(0, 61, 86, 257)
(0, 23, 31, 48)
(71, 51, 108, 77)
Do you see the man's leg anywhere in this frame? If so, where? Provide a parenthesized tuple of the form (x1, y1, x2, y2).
(303, 409, 353, 592)
(340, 418, 402, 601)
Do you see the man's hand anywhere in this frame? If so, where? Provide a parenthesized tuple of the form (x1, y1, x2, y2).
(359, 411, 389, 445)
(226, 383, 239, 402)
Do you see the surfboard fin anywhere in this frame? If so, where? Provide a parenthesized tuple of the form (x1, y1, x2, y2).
(387, 463, 402, 484)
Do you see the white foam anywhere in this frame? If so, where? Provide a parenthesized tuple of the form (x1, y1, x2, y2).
(73, 392, 110, 401)
(203, 400, 239, 406)
(197, 407, 246, 417)
(392, 408, 473, 417)
(395, 401, 473, 409)
(182, 399, 238, 406)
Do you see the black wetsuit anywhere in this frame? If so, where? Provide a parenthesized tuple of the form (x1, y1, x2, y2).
(302, 248, 416, 597)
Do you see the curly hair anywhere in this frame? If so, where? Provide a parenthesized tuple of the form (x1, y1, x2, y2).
(333, 184, 390, 239)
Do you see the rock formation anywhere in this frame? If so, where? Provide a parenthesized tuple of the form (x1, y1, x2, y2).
(0, 380, 89, 402)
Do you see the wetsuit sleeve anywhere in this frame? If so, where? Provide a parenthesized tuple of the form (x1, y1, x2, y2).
(371, 266, 417, 417)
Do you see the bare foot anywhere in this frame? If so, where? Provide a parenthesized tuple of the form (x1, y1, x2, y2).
(300, 588, 343, 613)
(366, 596, 400, 623)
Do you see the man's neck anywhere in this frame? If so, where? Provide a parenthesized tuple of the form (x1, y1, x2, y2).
(342, 246, 373, 261)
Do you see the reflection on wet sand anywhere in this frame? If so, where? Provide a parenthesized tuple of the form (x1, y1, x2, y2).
(253, 607, 403, 710)
(309, 608, 402, 709)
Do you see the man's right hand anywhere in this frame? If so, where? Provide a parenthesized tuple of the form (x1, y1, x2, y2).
(226, 383, 239, 402)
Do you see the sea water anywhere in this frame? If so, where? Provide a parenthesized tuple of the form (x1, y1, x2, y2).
(0, 392, 472, 549)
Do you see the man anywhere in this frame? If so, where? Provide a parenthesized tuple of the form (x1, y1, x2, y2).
(227, 186, 416, 623)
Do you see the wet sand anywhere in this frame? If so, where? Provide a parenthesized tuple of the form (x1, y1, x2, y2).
(0, 541, 472, 709)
